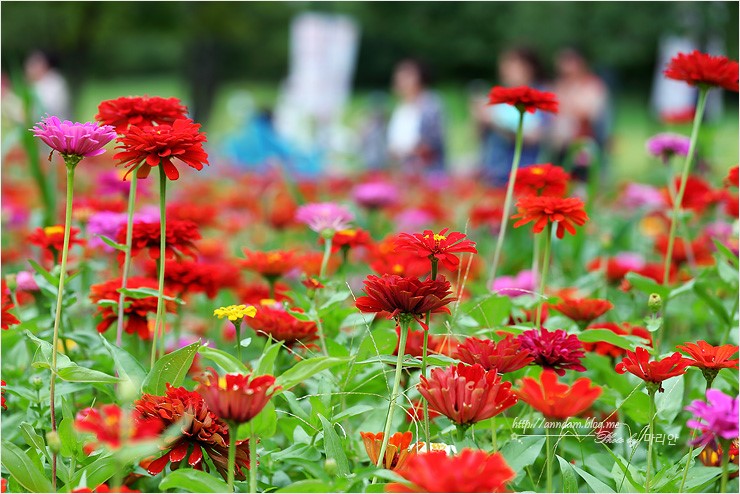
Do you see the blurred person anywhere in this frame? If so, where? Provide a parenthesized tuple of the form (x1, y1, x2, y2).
(359, 91, 390, 170)
(386, 58, 446, 174)
(551, 47, 610, 180)
(24, 51, 70, 120)
(473, 47, 551, 186)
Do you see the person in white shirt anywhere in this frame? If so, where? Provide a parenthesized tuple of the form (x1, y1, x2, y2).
(24, 51, 71, 120)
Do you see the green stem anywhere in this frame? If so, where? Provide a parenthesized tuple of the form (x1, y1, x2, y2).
(545, 424, 553, 493)
(249, 421, 258, 494)
(662, 87, 709, 286)
(488, 110, 525, 285)
(491, 415, 497, 452)
(151, 166, 168, 368)
(720, 439, 730, 493)
(456, 424, 467, 443)
(235, 320, 243, 361)
(319, 236, 332, 280)
(227, 421, 238, 492)
(420, 258, 437, 451)
(646, 388, 656, 493)
(376, 321, 410, 469)
(678, 429, 698, 493)
(535, 223, 552, 329)
(531, 232, 540, 285)
(116, 171, 138, 346)
(49, 161, 77, 491)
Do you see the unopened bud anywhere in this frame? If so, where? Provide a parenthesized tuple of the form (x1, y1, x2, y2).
(324, 458, 337, 476)
(118, 379, 139, 404)
(5, 274, 17, 291)
(648, 293, 662, 313)
(31, 376, 44, 390)
(46, 431, 61, 454)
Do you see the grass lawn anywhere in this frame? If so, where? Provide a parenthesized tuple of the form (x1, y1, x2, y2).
(76, 77, 738, 186)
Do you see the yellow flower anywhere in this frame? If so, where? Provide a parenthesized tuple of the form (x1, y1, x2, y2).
(213, 304, 256, 322)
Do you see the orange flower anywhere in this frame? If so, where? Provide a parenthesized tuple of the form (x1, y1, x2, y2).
(360, 431, 422, 471)
(552, 297, 614, 324)
(513, 163, 570, 197)
(515, 370, 601, 420)
(615, 347, 693, 392)
(241, 249, 298, 281)
(677, 340, 739, 374)
(511, 196, 588, 238)
(1, 281, 19, 330)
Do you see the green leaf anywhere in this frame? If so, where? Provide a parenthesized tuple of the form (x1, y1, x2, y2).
(159, 469, 230, 493)
(319, 290, 351, 310)
(276, 479, 333, 492)
(500, 436, 545, 474)
(694, 280, 731, 325)
(142, 341, 200, 395)
(97, 234, 128, 251)
(571, 462, 615, 492)
(624, 272, 670, 300)
(71, 454, 118, 488)
(239, 401, 278, 438)
(318, 414, 350, 476)
(256, 338, 283, 375)
(713, 238, 740, 269)
(468, 295, 512, 328)
(58, 417, 77, 458)
(26, 331, 119, 383)
(99, 334, 148, 390)
(578, 329, 646, 350)
(27, 258, 59, 286)
(276, 357, 350, 391)
(1, 441, 54, 493)
(198, 345, 249, 374)
(19, 423, 49, 460)
(118, 287, 184, 305)
(556, 455, 579, 493)
(655, 375, 684, 422)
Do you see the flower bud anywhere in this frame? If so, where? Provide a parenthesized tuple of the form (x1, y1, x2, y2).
(31, 376, 44, 390)
(324, 458, 338, 476)
(46, 431, 61, 454)
(648, 293, 662, 313)
(4, 274, 17, 291)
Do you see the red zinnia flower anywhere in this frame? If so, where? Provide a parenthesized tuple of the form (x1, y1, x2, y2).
(370, 235, 431, 278)
(515, 370, 602, 420)
(114, 119, 209, 180)
(677, 341, 739, 371)
(1, 380, 7, 410)
(72, 485, 140, 493)
(583, 322, 652, 358)
(387, 449, 515, 493)
(488, 85, 559, 114)
(514, 163, 570, 197)
(724, 166, 739, 189)
(148, 259, 241, 299)
(96, 96, 188, 133)
(244, 301, 317, 346)
(236, 282, 291, 305)
(75, 404, 163, 450)
(663, 50, 739, 92)
(454, 335, 534, 373)
(654, 234, 715, 267)
(240, 249, 298, 282)
(664, 175, 718, 213)
(135, 384, 251, 480)
(90, 277, 177, 339)
(395, 228, 477, 271)
(512, 196, 588, 238)
(355, 275, 455, 329)
(1, 281, 19, 330)
(321, 228, 373, 254)
(405, 399, 441, 423)
(28, 225, 86, 264)
(393, 326, 453, 358)
(552, 297, 614, 324)
(195, 368, 280, 424)
(418, 363, 517, 426)
(615, 347, 693, 392)
(517, 328, 586, 375)
(360, 431, 423, 471)
(118, 219, 201, 262)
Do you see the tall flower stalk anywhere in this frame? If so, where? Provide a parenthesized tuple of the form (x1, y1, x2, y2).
(376, 320, 409, 468)
(116, 170, 139, 346)
(152, 166, 168, 366)
(535, 223, 552, 329)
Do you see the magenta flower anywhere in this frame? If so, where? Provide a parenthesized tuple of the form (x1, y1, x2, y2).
(31, 116, 116, 159)
(686, 389, 739, 447)
(87, 212, 129, 251)
(490, 269, 536, 297)
(618, 183, 667, 211)
(16, 271, 39, 292)
(517, 327, 586, 376)
(295, 202, 354, 235)
(352, 181, 399, 209)
(646, 133, 691, 163)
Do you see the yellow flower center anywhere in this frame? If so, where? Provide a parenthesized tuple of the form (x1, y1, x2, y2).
(260, 298, 277, 306)
(44, 226, 64, 236)
(213, 304, 257, 321)
(531, 167, 545, 175)
(392, 264, 404, 274)
(337, 229, 357, 237)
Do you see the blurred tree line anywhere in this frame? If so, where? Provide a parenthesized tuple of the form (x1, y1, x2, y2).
(2, 2, 738, 99)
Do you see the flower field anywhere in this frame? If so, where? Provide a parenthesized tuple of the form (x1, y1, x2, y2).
(1, 51, 739, 493)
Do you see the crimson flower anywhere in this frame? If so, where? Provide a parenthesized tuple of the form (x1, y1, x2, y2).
(135, 384, 250, 480)
(240, 249, 298, 282)
(118, 219, 201, 262)
(90, 277, 177, 339)
(512, 196, 589, 238)
(725, 166, 739, 189)
(393, 326, 454, 358)
(1, 281, 19, 330)
(514, 163, 570, 197)
(195, 368, 279, 424)
(552, 297, 614, 324)
(395, 228, 477, 271)
(355, 274, 455, 329)
(96, 95, 188, 132)
(517, 328, 586, 375)
(454, 335, 534, 373)
(75, 404, 163, 450)
(664, 175, 718, 213)
(147, 259, 241, 298)
(418, 363, 517, 426)
(114, 119, 209, 180)
(360, 431, 422, 471)
(370, 235, 431, 278)
(244, 301, 317, 346)
(583, 322, 652, 359)
(387, 449, 515, 493)
(28, 225, 86, 264)
(515, 370, 602, 420)
(615, 347, 693, 392)
(321, 228, 373, 254)
(488, 85, 559, 114)
(663, 50, 739, 92)
(1, 380, 7, 410)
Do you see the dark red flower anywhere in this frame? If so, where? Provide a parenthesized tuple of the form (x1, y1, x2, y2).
(135, 384, 251, 480)
(75, 404, 163, 450)
(114, 119, 209, 180)
(551, 297, 614, 324)
(355, 275, 455, 329)
(514, 163, 570, 197)
(515, 370, 602, 420)
(244, 301, 317, 346)
(118, 219, 201, 262)
(615, 347, 693, 392)
(240, 249, 298, 282)
(677, 340, 739, 371)
(583, 322, 652, 358)
(90, 277, 177, 339)
(512, 196, 589, 239)
(147, 259, 241, 299)
(195, 368, 280, 424)
(387, 449, 515, 493)
(96, 96, 188, 133)
(28, 225, 86, 264)
(454, 335, 534, 373)
(663, 50, 739, 92)
(395, 228, 477, 271)
(517, 328, 586, 375)
(488, 85, 559, 114)
(301, 277, 324, 291)
(418, 363, 517, 425)
(360, 431, 422, 471)
(1, 281, 19, 330)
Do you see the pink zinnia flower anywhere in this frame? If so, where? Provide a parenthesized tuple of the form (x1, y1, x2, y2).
(686, 389, 739, 447)
(295, 202, 354, 235)
(490, 269, 536, 297)
(618, 183, 667, 211)
(646, 133, 691, 163)
(517, 327, 586, 375)
(31, 116, 116, 158)
(352, 181, 399, 209)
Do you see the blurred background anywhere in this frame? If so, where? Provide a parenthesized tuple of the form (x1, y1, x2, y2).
(2, 1, 738, 183)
